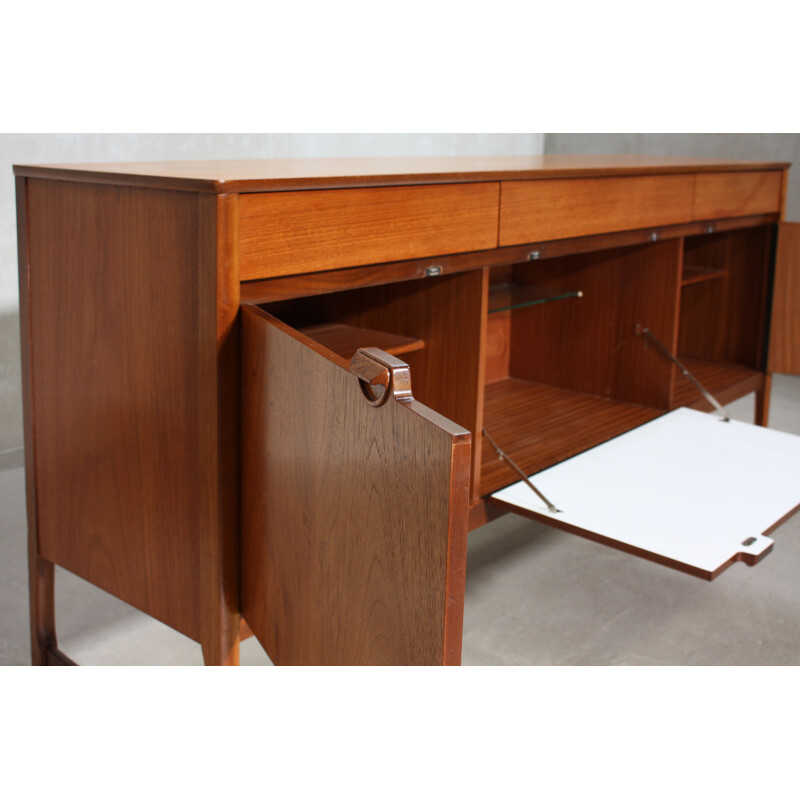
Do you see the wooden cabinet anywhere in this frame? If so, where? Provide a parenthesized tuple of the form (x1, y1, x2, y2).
(14, 156, 800, 666)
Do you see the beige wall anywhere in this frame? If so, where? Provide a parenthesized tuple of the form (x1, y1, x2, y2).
(0, 133, 545, 455)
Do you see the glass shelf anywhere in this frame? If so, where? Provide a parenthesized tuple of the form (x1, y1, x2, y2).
(488, 283, 583, 314)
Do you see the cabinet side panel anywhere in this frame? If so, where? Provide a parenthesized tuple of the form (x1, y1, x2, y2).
(26, 179, 205, 641)
(768, 222, 800, 375)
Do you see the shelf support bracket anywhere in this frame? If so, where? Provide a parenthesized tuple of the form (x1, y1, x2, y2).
(635, 324, 730, 422)
(482, 429, 563, 513)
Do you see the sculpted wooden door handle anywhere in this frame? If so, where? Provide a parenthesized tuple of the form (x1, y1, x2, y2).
(349, 348, 413, 406)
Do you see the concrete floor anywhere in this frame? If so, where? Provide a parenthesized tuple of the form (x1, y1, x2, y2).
(2, 375, 799, 666)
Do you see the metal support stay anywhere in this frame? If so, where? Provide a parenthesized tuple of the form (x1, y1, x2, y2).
(482, 429, 563, 513)
(635, 324, 730, 422)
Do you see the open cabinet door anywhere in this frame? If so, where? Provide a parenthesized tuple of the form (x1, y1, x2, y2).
(240, 306, 471, 665)
(768, 222, 800, 375)
(491, 407, 800, 580)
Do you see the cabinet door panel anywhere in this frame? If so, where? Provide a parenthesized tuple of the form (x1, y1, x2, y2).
(240, 306, 471, 665)
(491, 408, 800, 581)
(768, 222, 800, 375)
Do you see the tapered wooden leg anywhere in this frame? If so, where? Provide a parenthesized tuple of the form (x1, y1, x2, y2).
(201, 614, 241, 665)
(28, 546, 57, 666)
(755, 373, 772, 427)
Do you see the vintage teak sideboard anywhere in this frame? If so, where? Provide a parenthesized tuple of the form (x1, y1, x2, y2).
(14, 156, 800, 666)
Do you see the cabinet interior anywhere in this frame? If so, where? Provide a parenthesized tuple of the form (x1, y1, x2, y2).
(262, 224, 775, 508)
(673, 227, 774, 409)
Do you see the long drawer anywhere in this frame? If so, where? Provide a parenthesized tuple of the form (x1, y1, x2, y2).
(499, 174, 695, 245)
(239, 182, 500, 280)
(693, 170, 783, 220)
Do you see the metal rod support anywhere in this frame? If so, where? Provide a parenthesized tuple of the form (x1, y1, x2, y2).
(635, 325, 730, 422)
(482, 429, 562, 513)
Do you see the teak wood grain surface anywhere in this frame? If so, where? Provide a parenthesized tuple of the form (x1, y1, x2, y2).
(508, 241, 682, 410)
(240, 307, 470, 665)
(693, 171, 783, 220)
(769, 223, 800, 375)
(14, 155, 800, 667)
(13, 155, 788, 193)
(238, 183, 499, 280)
(499, 175, 695, 245)
(24, 180, 206, 640)
(679, 227, 773, 370)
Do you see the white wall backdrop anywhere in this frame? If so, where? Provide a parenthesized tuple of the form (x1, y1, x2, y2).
(0, 133, 546, 455)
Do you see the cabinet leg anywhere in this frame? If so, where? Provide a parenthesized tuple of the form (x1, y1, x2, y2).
(201, 615, 241, 665)
(755, 374, 772, 427)
(29, 548, 57, 666)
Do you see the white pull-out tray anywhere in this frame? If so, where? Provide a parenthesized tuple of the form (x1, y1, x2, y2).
(490, 408, 800, 580)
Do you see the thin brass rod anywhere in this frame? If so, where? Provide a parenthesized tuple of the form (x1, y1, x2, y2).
(482, 429, 562, 513)
(635, 324, 730, 422)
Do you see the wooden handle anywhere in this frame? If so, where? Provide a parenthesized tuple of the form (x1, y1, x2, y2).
(349, 348, 413, 406)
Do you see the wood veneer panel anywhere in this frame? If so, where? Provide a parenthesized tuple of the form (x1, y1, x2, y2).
(670, 357, 764, 410)
(25, 179, 209, 642)
(238, 183, 499, 280)
(679, 228, 772, 369)
(265, 271, 487, 497)
(480, 379, 661, 497)
(499, 175, 694, 245)
(241, 213, 779, 304)
(17, 176, 58, 665)
(768, 222, 800, 375)
(199, 193, 242, 665)
(508, 240, 681, 410)
(240, 307, 470, 665)
(681, 265, 727, 286)
(298, 323, 424, 361)
(693, 171, 783, 221)
(14, 156, 788, 194)
(484, 310, 511, 384)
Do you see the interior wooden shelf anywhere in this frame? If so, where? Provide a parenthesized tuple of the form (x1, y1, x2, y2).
(670, 356, 764, 410)
(488, 283, 583, 313)
(480, 378, 662, 496)
(298, 323, 425, 361)
(681, 265, 727, 286)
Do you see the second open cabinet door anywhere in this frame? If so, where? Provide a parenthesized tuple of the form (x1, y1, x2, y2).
(490, 408, 800, 580)
(240, 306, 471, 665)
(769, 222, 800, 375)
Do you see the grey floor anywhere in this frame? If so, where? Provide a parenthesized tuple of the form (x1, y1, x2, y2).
(2, 375, 800, 666)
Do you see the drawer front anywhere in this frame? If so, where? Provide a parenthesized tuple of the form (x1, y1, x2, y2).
(239, 182, 499, 280)
(693, 170, 783, 220)
(499, 174, 694, 245)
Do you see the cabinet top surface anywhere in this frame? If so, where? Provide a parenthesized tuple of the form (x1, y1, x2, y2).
(13, 154, 790, 194)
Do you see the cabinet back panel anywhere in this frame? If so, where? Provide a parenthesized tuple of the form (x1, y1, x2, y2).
(508, 241, 681, 409)
(485, 310, 511, 384)
(264, 271, 486, 495)
(680, 227, 772, 368)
